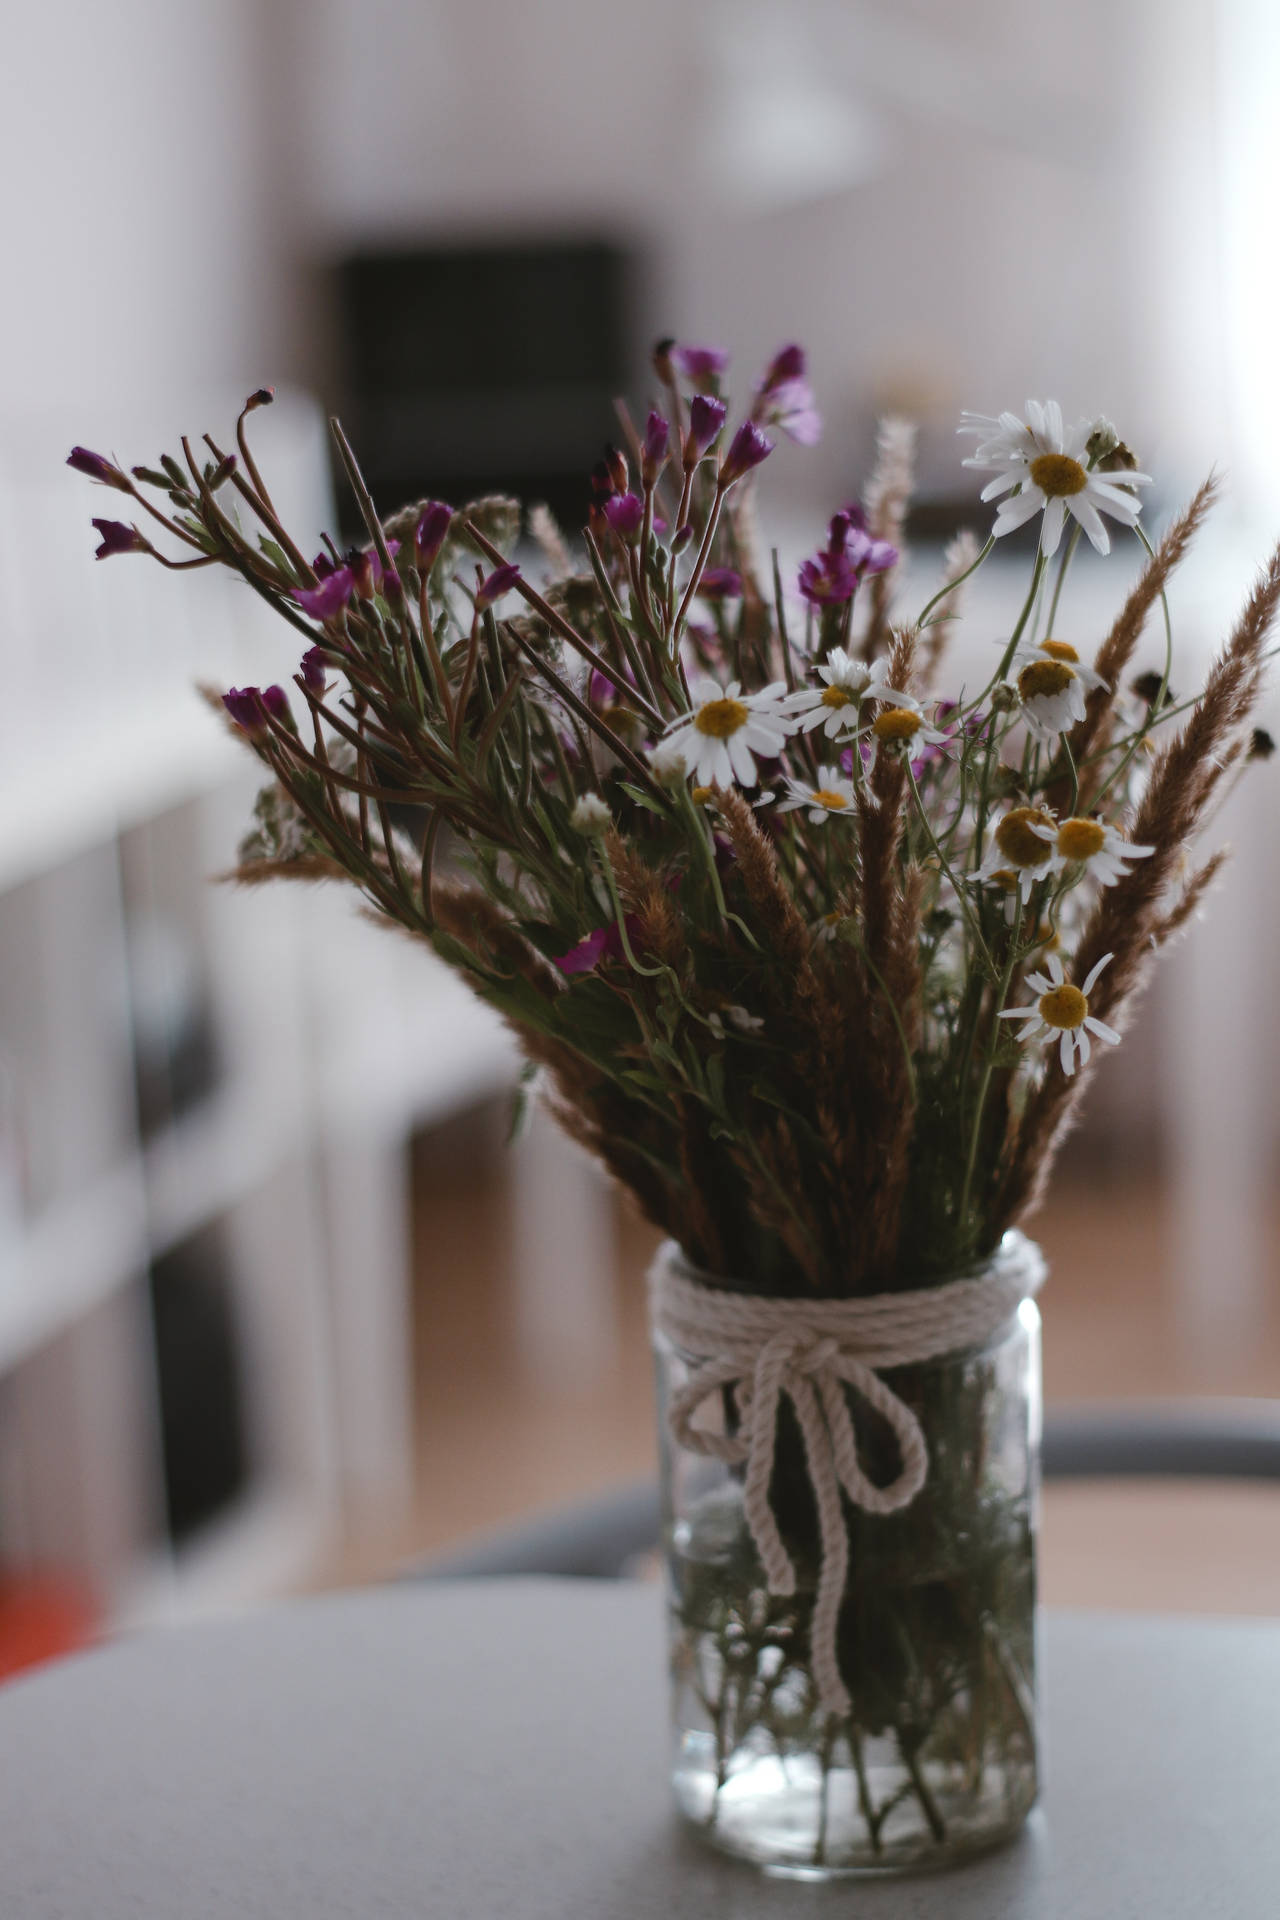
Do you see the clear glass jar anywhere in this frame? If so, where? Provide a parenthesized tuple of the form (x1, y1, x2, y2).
(654, 1233, 1042, 1877)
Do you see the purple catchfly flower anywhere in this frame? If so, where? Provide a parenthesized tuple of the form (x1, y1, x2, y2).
(475, 563, 522, 610)
(553, 915, 645, 976)
(300, 646, 328, 693)
(845, 525, 899, 576)
(673, 343, 730, 388)
(294, 568, 354, 621)
(798, 551, 859, 606)
(222, 686, 267, 733)
(92, 518, 148, 560)
(603, 492, 645, 540)
(684, 395, 727, 468)
(698, 568, 743, 600)
(761, 378, 823, 447)
(260, 684, 293, 727)
(68, 447, 131, 491)
(312, 551, 339, 579)
(414, 501, 453, 572)
(759, 344, 806, 392)
(719, 421, 775, 487)
(642, 410, 670, 487)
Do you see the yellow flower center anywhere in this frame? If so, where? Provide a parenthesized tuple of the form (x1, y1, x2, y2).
(995, 806, 1056, 867)
(1057, 817, 1106, 861)
(1018, 660, 1075, 701)
(1040, 638, 1081, 664)
(1038, 983, 1088, 1030)
(690, 785, 713, 805)
(694, 697, 749, 739)
(811, 788, 849, 810)
(822, 912, 841, 927)
(821, 685, 854, 708)
(1029, 452, 1088, 497)
(873, 708, 923, 742)
(990, 867, 1020, 891)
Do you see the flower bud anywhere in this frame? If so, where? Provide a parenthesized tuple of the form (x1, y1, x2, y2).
(223, 687, 267, 733)
(652, 337, 676, 385)
(1249, 727, 1275, 761)
(670, 523, 695, 555)
(67, 447, 131, 491)
(300, 646, 328, 694)
(604, 444, 629, 495)
(244, 387, 275, 411)
(570, 793, 612, 835)
(718, 421, 774, 488)
(475, 563, 522, 610)
(642, 410, 670, 488)
(759, 343, 805, 393)
(683, 395, 727, 469)
(346, 547, 374, 599)
(260, 684, 295, 731)
(990, 682, 1019, 713)
(414, 501, 453, 572)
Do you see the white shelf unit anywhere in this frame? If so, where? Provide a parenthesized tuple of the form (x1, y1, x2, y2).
(0, 390, 531, 1629)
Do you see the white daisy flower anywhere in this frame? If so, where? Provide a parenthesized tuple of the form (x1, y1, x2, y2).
(1054, 816, 1155, 886)
(569, 793, 612, 835)
(776, 764, 858, 825)
(997, 951, 1120, 1076)
(783, 647, 913, 738)
(977, 806, 1061, 902)
(957, 409, 1038, 465)
(661, 677, 794, 789)
(815, 911, 845, 944)
(1008, 637, 1108, 740)
(868, 704, 951, 767)
(962, 399, 1152, 556)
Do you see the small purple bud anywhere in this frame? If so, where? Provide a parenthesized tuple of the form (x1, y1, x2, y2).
(760, 344, 806, 392)
(684, 395, 727, 468)
(846, 527, 898, 576)
(92, 518, 147, 560)
(798, 551, 857, 606)
(475, 563, 521, 610)
(294, 569, 354, 621)
(671, 523, 695, 555)
(414, 501, 453, 571)
(222, 686, 267, 733)
(719, 421, 775, 488)
(673, 343, 730, 387)
(698, 568, 743, 600)
(603, 491, 645, 540)
(642, 410, 670, 488)
(312, 551, 339, 579)
(300, 646, 328, 693)
(261, 684, 290, 721)
(382, 566, 403, 603)
(68, 447, 130, 491)
(767, 378, 823, 447)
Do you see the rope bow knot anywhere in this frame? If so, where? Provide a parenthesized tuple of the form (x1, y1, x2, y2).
(650, 1237, 1044, 1717)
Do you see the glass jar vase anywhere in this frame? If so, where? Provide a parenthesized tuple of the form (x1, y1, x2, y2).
(652, 1232, 1043, 1877)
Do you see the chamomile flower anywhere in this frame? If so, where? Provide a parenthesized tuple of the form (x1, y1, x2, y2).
(784, 648, 910, 738)
(962, 400, 1151, 556)
(1054, 816, 1155, 886)
(997, 952, 1120, 1076)
(776, 764, 858, 825)
(661, 677, 794, 789)
(1009, 636, 1109, 740)
(867, 704, 950, 768)
(978, 806, 1060, 901)
(569, 794, 612, 835)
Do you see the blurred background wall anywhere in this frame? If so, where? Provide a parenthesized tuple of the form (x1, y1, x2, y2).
(1, 0, 1279, 1666)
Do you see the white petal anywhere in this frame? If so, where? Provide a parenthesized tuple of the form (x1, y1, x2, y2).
(980, 470, 1022, 502)
(993, 488, 1045, 534)
(726, 731, 759, 785)
(1081, 952, 1113, 995)
(1085, 1016, 1121, 1045)
(1069, 495, 1110, 554)
(1047, 952, 1066, 984)
(1076, 1025, 1092, 1066)
(1040, 496, 1067, 556)
(1059, 1029, 1075, 1074)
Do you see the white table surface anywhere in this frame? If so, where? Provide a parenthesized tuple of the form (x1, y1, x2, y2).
(1, 1578, 1277, 1917)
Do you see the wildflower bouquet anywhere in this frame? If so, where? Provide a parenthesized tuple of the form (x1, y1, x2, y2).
(71, 349, 1276, 1872)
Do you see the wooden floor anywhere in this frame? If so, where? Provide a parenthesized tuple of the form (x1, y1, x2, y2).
(321, 1107, 1280, 1615)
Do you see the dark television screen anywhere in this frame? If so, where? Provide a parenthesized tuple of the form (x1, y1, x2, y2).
(335, 240, 631, 529)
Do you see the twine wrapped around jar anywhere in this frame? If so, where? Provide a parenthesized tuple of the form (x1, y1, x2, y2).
(649, 1233, 1046, 1716)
